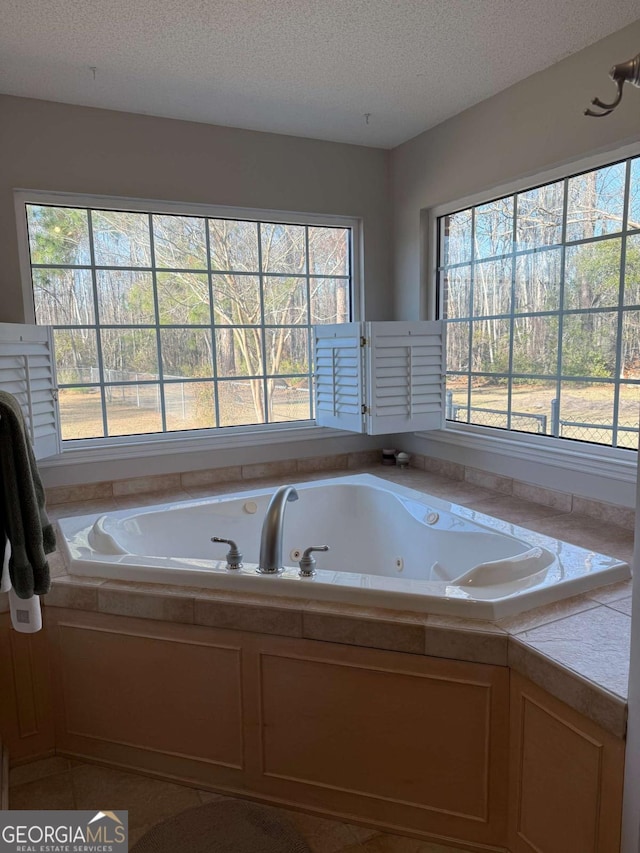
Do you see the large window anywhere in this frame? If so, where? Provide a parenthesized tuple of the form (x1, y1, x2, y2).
(438, 155, 640, 449)
(22, 199, 352, 441)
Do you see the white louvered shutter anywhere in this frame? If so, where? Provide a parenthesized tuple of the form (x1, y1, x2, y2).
(314, 323, 365, 433)
(364, 321, 444, 434)
(0, 323, 61, 459)
(314, 321, 445, 435)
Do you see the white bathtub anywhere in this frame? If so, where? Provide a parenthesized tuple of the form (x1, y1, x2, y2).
(58, 473, 630, 620)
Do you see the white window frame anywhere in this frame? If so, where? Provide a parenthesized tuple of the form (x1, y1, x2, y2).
(14, 189, 363, 460)
(424, 140, 640, 490)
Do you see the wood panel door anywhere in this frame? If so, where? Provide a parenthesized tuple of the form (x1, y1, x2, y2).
(244, 635, 510, 848)
(509, 672, 625, 853)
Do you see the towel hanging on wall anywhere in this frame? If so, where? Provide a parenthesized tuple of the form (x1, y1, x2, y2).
(0, 390, 55, 598)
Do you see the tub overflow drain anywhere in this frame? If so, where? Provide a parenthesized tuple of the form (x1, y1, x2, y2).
(395, 557, 404, 572)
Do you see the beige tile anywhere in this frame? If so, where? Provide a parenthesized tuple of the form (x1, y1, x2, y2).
(10, 756, 70, 787)
(424, 624, 508, 666)
(421, 456, 465, 481)
(303, 599, 426, 625)
(10, 772, 75, 809)
(241, 459, 298, 480)
(462, 494, 563, 526)
(607, 596, 633, 616)
(180, 466, 243, 488)
(71, 763, 200, 831)
(44, 576, 101, 610)
(426, 613, 506, 633)
(464, 467, 513, 495)
(185, 480, 259, 499)
(49, 497, 119, 519)
(406, 476, 496, 506)
(195, 598, 302, 637)
(512, 481, 573, 512)
(347, 450, 383, 469)
(585, 578, 634, 604)
(303, 612, 425, 654)
(508, 638, 627, 737)
(297, 454, 349, 473)
(408, 453, 425, 470)
(47, 481, 113, 506)
(48, 548, 69, 579)
(114, 489, 191, 509)
(193, 586, 309, 610)
(531, 515, 634, 563)
(373, 468, 439, 490)
(514, 606, 631, 700)
(571, 496, 635, 530)
(98, 586, 194, 623)
(112, 473, 182, 497)
(496, 594, 600, 635)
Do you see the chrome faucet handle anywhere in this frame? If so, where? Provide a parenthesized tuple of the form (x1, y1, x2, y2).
(298, 545, 329, 578)
(211, 536, 243, 570)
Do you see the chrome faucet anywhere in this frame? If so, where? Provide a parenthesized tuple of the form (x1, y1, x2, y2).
(258, 485, 299, 574)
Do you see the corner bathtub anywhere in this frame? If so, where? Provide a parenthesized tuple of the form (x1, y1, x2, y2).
(58, 473, 630, 620)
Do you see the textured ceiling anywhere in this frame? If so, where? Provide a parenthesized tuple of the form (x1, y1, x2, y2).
(1, 0, 639, 148)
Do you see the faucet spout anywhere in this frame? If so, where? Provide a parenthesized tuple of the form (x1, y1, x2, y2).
(258, 485, 299, 574)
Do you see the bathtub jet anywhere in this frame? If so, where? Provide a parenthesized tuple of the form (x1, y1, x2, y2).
(58, 474, 630, 620)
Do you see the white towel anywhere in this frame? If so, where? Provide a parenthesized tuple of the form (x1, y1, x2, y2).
(1, 536, 42, 633)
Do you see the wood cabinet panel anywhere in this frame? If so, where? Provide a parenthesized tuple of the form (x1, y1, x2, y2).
(248, 638, 509, 847)
(0, 612, 54, 762)
(50, 613, 244, 773)
(509, 672, 624, 853)
(29, 610, 626, 851)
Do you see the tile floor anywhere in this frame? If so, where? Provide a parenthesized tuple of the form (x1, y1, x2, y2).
(9, 756, 471, 853)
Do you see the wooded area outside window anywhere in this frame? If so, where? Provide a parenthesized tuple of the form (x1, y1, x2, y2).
(23, 200, 352, 440)
(438, 155, 640, 449)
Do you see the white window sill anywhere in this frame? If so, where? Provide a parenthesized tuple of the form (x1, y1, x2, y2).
(415, 422, 638, 486)
(40, 422, 343, 468)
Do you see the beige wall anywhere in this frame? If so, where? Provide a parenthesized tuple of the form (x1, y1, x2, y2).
(391, 18, 640, 320)
(0, 95, 392, 484)
(0, 94, 392, 323)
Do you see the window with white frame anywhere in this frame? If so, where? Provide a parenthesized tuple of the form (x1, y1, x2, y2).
(438, 155, 640, 449)
(21, 198, 353, 441)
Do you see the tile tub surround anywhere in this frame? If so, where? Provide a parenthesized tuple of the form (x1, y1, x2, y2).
(39, 465, 634, 738)
(409, 453, 636, 530)
(45, 449, 635, 531)
(8, 758, 470, 853)
(44, 450, 382, 506)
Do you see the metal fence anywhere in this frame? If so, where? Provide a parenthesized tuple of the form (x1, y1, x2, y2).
(59, 368, 312, 427)
(445, 390, 639, 446)
(446, 393, 548, 434)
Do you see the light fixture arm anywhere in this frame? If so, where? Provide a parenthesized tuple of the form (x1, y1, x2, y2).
(585, 53, 640, 117)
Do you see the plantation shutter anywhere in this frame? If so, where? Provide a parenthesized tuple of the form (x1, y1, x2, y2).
(314, 321, 444, 435)
(364, 321, 445, 435)
(314, 323, 365, 432)
(0, 323, 61, 459)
